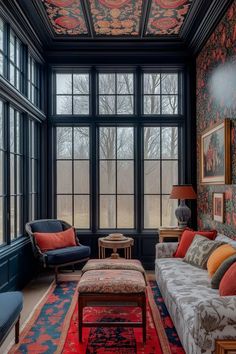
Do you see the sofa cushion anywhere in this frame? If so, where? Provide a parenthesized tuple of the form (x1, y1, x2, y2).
(207, 244, 236, 277)
(45, 245, 90, 265)
(78, 269, 146, 294)
(34, 228, 77, 252)
(155, 258, 219, 335)
(0, 292, 23, 342)
(219, 262, 236, 296)
(30, 220, 64, 233)
(183, 235, 224, 269)
(211, 254, 236, 289)
(215, 234, 236, 248)
(174, 229, 217, 258)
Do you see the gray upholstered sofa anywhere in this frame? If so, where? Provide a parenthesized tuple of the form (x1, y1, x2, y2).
(155, 234, 236, 354)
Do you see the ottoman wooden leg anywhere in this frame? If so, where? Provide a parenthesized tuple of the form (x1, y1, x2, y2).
(15, 316, 20, 344)
(142, 294, 146, 343)
(78, 296, 83, 342)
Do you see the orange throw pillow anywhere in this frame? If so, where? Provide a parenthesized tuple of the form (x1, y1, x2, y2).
(219, 262, 236, 296)
(174, 229, 217, 258)
(34, 227, 77, 252)
(207, 244, 236, 277)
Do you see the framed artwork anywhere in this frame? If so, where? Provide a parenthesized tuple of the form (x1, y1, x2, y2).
(213, 193, 224, 223)
(200, 119, 231, 184)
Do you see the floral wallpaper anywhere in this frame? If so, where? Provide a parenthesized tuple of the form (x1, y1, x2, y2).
(89, 0, 142, 36)
(196, 1, 236, 238)
(146, 0, 192, 35)
(42, 0, 88, 35)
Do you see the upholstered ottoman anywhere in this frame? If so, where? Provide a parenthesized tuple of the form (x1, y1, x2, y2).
(78, 259, 147, 343)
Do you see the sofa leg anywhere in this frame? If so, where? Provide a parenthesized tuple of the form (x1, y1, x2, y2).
(55, 267, 58, 284)
(15, 316, 20, 344)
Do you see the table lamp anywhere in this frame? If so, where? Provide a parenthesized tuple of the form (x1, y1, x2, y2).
(170, 185, 197, 228)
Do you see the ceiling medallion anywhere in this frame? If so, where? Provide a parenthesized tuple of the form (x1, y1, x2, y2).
(54, 16, 81, 29)
(155, 0, 188, 9)
(152, 17, 178, 30)
(99, 0, 130, 9)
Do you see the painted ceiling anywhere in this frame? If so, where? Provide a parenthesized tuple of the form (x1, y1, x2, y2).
(41, 0, 192, 37)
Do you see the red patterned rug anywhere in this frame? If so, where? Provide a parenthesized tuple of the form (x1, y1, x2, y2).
(9, 275, 185, 354)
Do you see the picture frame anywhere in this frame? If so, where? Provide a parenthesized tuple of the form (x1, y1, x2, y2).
(200, 119, 231, 184)
(213, 193, 224, 223)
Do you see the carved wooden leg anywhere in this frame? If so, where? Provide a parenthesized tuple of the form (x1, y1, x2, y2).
(15, 316, 20, 344)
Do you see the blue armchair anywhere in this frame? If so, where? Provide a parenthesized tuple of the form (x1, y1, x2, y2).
(0, 291, 23, 347)
(25, 219, 91, 283)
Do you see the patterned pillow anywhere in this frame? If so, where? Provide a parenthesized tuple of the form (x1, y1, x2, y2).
(211, 254, 236, 289)
(183, 235, 225, 269)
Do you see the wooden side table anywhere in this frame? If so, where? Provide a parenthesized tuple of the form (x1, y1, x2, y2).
(98, 236, 134, 259)
(159, 227, 184, 243)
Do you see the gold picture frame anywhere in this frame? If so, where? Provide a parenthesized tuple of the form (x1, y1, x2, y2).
(200, 119, 231, 184)
(213, 192, 224, 223)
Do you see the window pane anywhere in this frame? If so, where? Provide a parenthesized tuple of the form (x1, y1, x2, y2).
(57, 161, 72, 193)
(117, 74, 133, 94)
(10, 32, 15, 61)
(10, 64, 15, 85)
(56, 74, 72, 94)
(144, 161, 160, 194)
(117, 196, 134, 228)
(74, 195, 90, 228)
(10, 155, 14, 195)
(10, 196, 15, 238)
(0, 54, 3, 76)
(99, 74, 115, 94)
(117, 96, 133, 115)
(162, 95, 178, 114)
(0, 198, 3, 244)
(0, 101, 3, 149)
(16, 156, 22, 193)
(56, 96, 72, 114)
(162, 196, 178, 226)
(74, 127, 89, 159)
(16, 113, 21, 154)
(74, 161, 89, 193)
(57, 195, 72, 225)
(73, 74, 89, 94)
(99, 95, 115, 114)
(100, 195, 116, 228)
(10, 109, 15, 152)
(99, 127, 116, 159)
(162, 127, 178, 159)
(161, 74, 178, 94)
(117, 161, 133, 194)
(144, 95, 160, 114)
(99, 161, 115, 194)
(0, 19, 3, 51)
(16, 196, 21, 235)
(144, 195, 160, 228)
(144, 74, 160, 94)
(162, 161, 178, 194)
(73, 95, 89, 115)
(57, 127, 72, 159)
(0, 151, 2, 195)
(144, 127, 160, 159)
(117, 127, 133, 159)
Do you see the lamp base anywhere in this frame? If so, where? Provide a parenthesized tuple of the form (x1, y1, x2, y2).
(175, 200, 191, 228)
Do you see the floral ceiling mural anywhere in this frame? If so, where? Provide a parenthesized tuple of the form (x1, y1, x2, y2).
(41, 0, 193, 37)
(146, 0, 192, 36)
(42, 0, 88, 35)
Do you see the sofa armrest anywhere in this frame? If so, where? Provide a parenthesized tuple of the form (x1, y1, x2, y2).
(155, 242, 178, 259)
(193, 297, 236, 351)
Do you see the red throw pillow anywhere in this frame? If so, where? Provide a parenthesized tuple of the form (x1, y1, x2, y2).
(174, 229, 217, 258)
(34, 227, 77, 252)
(219, 262, 236, 296)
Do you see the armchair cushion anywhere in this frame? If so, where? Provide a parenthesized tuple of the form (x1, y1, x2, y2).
(45, 245, 90, 265)
(0, 292, 23, 342)
(34, 227, 77, 252)
(31, 220, 64, 233)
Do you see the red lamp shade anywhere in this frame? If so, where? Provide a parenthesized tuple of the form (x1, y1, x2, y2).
(170, 185, 197, 200)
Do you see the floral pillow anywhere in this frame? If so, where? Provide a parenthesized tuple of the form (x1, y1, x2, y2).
(183, 235, 225, 269)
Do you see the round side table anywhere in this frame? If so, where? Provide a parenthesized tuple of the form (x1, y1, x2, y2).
(98, 235, 134, 259)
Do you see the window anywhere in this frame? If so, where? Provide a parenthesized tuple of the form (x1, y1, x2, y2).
(9, 30, 22, 91)
(143, 126, 178, 228)
(28, 119, 39, 221)
(9, 107, 23, 239)
(0, 18, 4, 76)
(98, 73, 134, 115)
(55, 73, 90, 115)
(99, 127, 134, 228)
(143, 73, 178, 114)
(56, 127, 90, 228)
(28, 54, 41, 107)
(0, 101, 4, 243)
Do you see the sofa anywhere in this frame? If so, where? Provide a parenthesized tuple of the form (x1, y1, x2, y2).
(155, 234, 236, 354)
